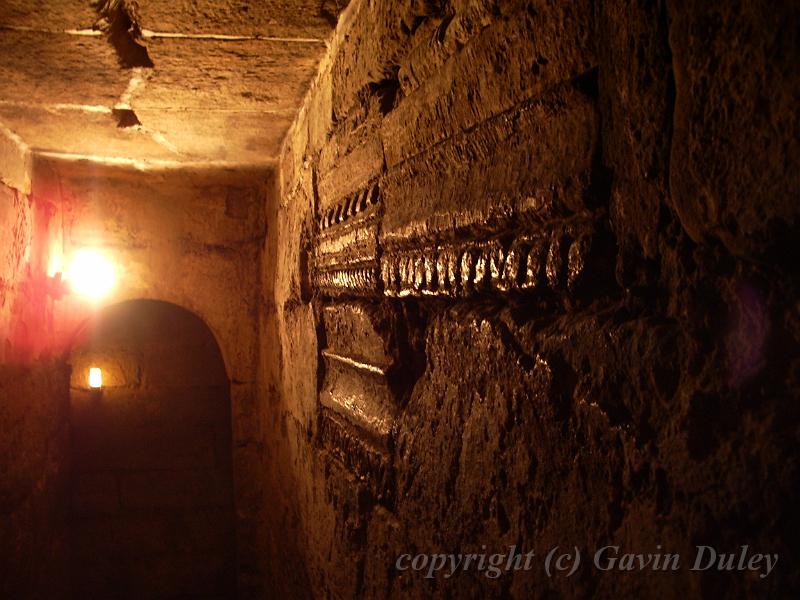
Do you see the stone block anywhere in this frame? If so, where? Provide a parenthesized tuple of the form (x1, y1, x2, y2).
(317, 133, 385, 209)
(320, 358, 397, 447)
(307, 66, 335, 155)
(668, 0, 800, 257)
(381, 0, 596, 167)
(381, 85, 598, 243)
(322, 303, 394, 371)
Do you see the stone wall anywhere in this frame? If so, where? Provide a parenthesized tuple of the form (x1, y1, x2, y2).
(0, 181, 71, 599)
(266, 0, 799, 598)
(0, 360, 70, 599)
(1, 159, 270, 595)
(0, 177, 60, 363)
(0, 182, 32, 359)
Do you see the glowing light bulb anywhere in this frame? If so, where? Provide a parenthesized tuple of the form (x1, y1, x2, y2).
(67, 249, 117, 299)
(88, 367, 103, 389)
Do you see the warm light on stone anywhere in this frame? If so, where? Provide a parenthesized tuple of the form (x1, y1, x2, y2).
(46, 250, 64, 279)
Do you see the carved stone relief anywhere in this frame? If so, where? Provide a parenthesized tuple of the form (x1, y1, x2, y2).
(308, 90, 607, 493)
(312, 183, 381, 297)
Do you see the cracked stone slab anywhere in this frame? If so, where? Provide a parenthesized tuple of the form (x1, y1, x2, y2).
(133, 109, 292, 162)
(0, 105, 182, 162)
(0, 104, 290, 164)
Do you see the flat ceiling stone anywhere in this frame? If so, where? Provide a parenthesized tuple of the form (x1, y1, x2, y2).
(140, 39, 323, 112)
(0, 0, 345, 168)
(135, 0, 341, 39)
(130, 110, 293, 163)
(0, 105, 183, 162)
(0, 0, 97, 30)
(0, 31, 129, 106)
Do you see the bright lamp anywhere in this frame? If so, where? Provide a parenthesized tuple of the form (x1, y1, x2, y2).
(67, 249, 117, 299)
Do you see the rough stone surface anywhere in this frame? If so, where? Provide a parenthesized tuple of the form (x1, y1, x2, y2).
(0, 361, 70, 600)
(264, 0, 800, 598)
(0, 0, 798, 598)
(135, 0, 345, 39)
(380, 84, 598, 240)
(0, 183, 33, 359)
(0, 0, 96, 30)
(668, 0, 800, 258)
(139, 39, 323, 112)
(0, 0, 339, 165)
(0, 31, 129, 106)
(598, 0, 673, 261)
(381, 0, 596, 167)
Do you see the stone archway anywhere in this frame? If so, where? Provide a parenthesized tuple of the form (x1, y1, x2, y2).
(68, 300, 236, 599)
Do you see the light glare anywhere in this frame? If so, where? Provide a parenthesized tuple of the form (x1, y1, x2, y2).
(47, 251, 64, 278)
(88, 367, 103, 389)
(67, 249, 117, 299)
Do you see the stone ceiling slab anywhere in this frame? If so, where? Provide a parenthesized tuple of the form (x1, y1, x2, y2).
(0, 105, 179, 161)
(138, 38, 324, 112)
(0, 0, 97, 30)
(0, 31, 130, 106)
(0, 1, 346, 168)
(135, 0, 341, 39)
(132, 109, 292, 162)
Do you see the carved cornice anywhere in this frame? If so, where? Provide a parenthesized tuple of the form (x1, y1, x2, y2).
(318, 183, 381, 231)
(313, 181, 382, 297)
(312, 185, 598, 300)
(318, 302, 401, 449)
(382, 219, 596, 298)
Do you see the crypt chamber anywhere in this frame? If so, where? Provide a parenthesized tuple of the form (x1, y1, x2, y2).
(1, 1, 798, 598)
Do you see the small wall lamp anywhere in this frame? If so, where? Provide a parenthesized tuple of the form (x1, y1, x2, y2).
(46, 249, 117, 301)
(68, 250, 117, 299)
(88, 367, 103, 389)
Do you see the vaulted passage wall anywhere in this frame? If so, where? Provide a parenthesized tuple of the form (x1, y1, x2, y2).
(263, 0, 800, 598)
(0, 360, 70, 599)
(0, 162, 268, 598)
(0, 1, 798, 598)
(69, 300, 236, 599)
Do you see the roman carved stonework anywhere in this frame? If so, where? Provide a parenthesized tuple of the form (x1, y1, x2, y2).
(308, 88, 605, 489)
(380, 218, 597, 298)
(318, 408, 393, 504)
(312, 199, 599, 300)
(316, 302, 399, 476)
(310, 83, 602, 301)
(312, 182, 381, 297)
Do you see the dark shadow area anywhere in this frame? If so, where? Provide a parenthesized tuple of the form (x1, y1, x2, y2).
(68, 300, 236, 600)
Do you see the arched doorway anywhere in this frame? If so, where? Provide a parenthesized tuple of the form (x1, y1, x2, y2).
(68, 300, 236, 599)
